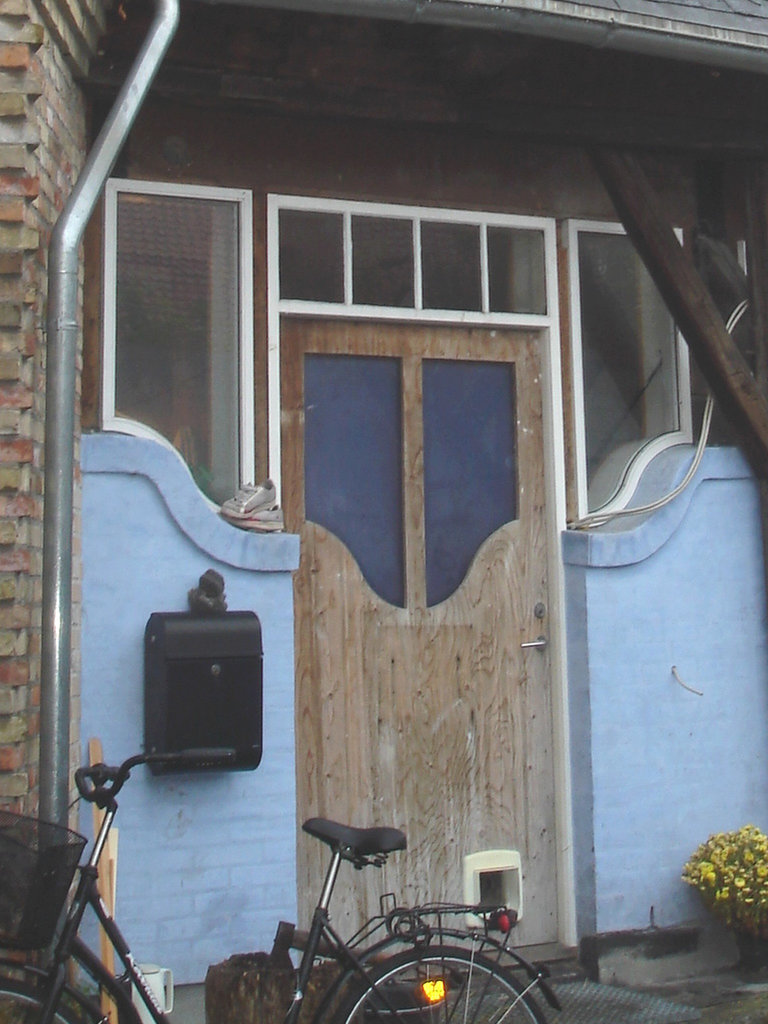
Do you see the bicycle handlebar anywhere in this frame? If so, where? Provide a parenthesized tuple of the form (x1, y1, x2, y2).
(75, 748, 237, 807)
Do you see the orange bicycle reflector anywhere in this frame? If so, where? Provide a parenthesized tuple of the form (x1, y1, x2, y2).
(420, 979, 447, 1004)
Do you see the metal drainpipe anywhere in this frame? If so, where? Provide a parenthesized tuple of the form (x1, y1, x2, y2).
(39, 0, 179, 826)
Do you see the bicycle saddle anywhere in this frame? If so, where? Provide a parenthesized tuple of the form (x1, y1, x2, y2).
(303, 817, 407, 866)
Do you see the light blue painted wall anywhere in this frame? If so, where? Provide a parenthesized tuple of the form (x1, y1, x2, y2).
(80, 433, 300, 983)
(82, 430, 768, 968)
(564, 447, 768, 937)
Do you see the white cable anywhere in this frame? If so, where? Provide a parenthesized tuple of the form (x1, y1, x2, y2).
(569, 299, 748, 530)
(672, 665, 703, 697)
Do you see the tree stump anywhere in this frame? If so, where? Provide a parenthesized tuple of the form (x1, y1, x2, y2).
(205, 952, 340, 1024)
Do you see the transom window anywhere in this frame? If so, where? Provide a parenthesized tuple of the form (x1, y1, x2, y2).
(102, 179, 254, 505)
(273, 198, 548, 317)
(568, 220, 692, 516)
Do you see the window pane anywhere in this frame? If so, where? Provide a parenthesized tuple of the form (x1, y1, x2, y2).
(578, 231, 680, 511)
(279, 210, 344, 302)
(304, 354, 405, 608)
(423, 360, 517, 607)
(114, 192, 240, 504)
(488, 227, 547, 314)
(421, 221, 481, 311)
(352, 216, 414, 307)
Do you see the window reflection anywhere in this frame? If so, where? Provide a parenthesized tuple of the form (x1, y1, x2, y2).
(114, 192, 240, 503)
(279, 210, 344, 302)
(421, 221, 482, 311)
(577, 231, 680, 511)
(488, 227, 547, 315)
(352, 216, 414, 307)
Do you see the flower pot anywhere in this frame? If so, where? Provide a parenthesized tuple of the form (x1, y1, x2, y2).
(735, 932, 768, 971)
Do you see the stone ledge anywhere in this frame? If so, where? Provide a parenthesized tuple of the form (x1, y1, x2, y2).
(579, 923, 739, 987)
(82, 432, 300, 574)
(562, 447, 753, 568)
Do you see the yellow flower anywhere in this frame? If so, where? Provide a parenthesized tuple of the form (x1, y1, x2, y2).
(684, 826, 768, 931)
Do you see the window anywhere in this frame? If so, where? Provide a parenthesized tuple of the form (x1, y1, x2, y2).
(274, 199, 548, 318)
(568, 221, 691, 516)
(103, 179, 254, 504)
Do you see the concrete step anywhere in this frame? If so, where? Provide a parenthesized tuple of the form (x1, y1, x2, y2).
(523, 941, 586, 982)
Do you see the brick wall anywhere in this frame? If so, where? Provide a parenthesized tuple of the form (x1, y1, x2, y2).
(0, 0, 104, 813)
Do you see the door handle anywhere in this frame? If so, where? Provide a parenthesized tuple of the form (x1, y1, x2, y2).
(520, 635, 547, 651)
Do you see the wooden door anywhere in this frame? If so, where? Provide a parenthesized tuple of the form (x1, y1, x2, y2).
(282, 318, 558, 947)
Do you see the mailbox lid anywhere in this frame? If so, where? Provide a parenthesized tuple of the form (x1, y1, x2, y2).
(145, 610, 262, 659)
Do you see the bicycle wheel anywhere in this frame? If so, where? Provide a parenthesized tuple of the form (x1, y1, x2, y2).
(0, 973, 103, 1024)
(332, 945, 548, 1024)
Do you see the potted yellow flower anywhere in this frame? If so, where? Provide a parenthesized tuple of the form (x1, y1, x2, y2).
(683, 824, 768, 968)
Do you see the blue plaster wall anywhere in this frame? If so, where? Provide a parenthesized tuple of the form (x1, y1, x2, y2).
(80, 433, 300, 983)
(564, 447, 768, 938)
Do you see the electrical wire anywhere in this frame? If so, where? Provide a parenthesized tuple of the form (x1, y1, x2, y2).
(569, 299, 748, 531)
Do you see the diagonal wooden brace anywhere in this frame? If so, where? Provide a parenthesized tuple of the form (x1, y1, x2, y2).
(590, 146, 768, 480)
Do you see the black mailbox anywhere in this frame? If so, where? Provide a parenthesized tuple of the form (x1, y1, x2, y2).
(144, 610, 263, 773)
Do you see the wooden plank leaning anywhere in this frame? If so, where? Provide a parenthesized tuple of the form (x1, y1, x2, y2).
(88, 737, 119, 1024)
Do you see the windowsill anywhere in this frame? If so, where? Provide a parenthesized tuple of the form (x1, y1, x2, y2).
(82, 432, 300, 572)
(562, 446, 753, 568)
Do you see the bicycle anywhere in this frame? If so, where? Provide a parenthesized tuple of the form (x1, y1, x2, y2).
(0, 747, 561, 1024)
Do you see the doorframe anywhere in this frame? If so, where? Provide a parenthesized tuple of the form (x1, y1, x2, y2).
(266, 193, 576, 948)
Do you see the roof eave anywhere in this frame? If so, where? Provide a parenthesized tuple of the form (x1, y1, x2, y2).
(196, 0, 768, 76)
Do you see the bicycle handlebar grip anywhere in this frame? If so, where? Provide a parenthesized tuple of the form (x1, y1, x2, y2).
(74, 765, 95, 800)
(74, 762, 122, 805)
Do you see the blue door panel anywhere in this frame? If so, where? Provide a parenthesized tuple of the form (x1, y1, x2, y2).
(304, 353, 405, 607)
(422, 360, 518, 606)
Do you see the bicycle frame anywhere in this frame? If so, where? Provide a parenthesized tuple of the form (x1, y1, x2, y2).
(284, 849, 423, 1024)
(37, 814, 171, 1024)
(4, 750, 556, 1024)
(21, 809, 414, 1024)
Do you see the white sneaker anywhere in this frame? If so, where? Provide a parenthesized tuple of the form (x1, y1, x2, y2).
(221, 480, 277, 520)
(236, 508, 284, 533)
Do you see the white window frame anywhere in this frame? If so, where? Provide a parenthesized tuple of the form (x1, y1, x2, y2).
(567, 219, 693, 519)
(267, 194, 563, 504)
(102, 178, 255, 495)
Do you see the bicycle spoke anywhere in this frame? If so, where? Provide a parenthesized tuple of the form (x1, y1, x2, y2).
(333, 945, 547, 1024)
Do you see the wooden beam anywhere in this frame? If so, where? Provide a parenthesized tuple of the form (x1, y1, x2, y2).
(746, 163, 768, 396)
(591, 147, 768, 479)
(90, 4, 768, 157)
(87, 57, 768, 158)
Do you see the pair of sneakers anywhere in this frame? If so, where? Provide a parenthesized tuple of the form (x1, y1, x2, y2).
(220, 479, 284, 532)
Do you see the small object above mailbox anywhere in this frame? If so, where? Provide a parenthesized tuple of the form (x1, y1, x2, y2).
(144, 610, 263, 773)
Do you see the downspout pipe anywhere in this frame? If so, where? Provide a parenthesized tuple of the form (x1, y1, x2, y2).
(40, 0, 179, 826)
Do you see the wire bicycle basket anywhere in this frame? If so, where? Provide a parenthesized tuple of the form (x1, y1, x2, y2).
(0, 810, 86, 949)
